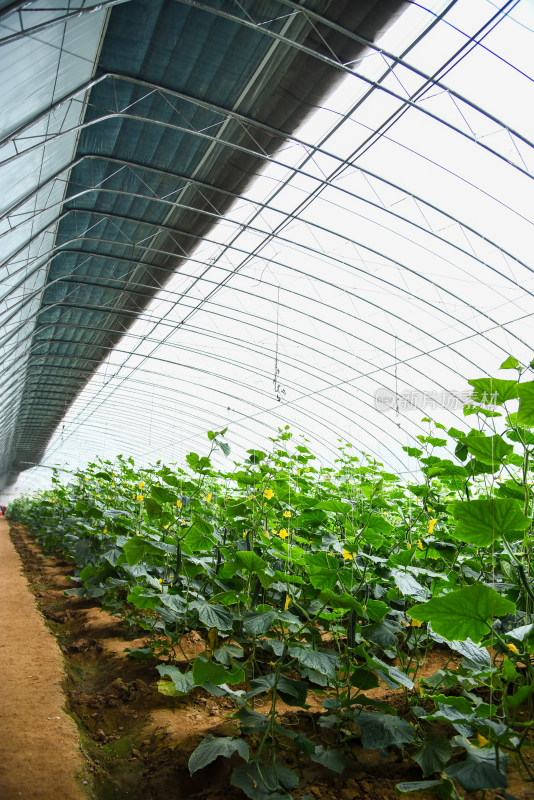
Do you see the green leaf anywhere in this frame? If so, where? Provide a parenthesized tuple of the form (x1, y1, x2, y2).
(461, 435, 513, 466)
(156, 665, 193, 696)
(315, 499, 352, 514)
(504, 683, 534, 708)
(500, 356, 520, 370)
(183, 517, 216, 551)
(319, 589, 363, 611)
(468, 378, 518, 405)
(235, 550, 268, 573)
(451, 498, 530, 546)
(289, 646, 338, 679)
(123, 536, 168, 565)
(126, 585, 160, 610)
(310, 746, 347, 774)
(150, 485, 178, 505)
(231, 762, 295, 800)
(242, 610, 277, 636)
(396, 780, 453, 799)
(410, 583, 516, 642)
(190, 602, 234, 631)
(144, 497, 163, 517)
(412, 736, 453, 777)
(445, 756, 507, 792)
(356, 712, 415, 749)
(351, 667, 379, 691)
(189, 735, 249, 774)
(517, 382, 534, 426)
(192, 655, 245, 687)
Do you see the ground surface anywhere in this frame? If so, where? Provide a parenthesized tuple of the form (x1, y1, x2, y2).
(3, 520, 533, 800)
(0, 517, 85, 800)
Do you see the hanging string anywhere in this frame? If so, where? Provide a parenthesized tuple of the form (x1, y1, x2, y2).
(273, 286, 286, 402)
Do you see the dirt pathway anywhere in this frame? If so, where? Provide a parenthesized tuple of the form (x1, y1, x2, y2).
(0, 517, 86, 800)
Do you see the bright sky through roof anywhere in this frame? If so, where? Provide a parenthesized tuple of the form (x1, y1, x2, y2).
(4, 0, 534, 500)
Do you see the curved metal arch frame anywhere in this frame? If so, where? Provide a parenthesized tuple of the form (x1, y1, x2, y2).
(2, 0, 533, 484)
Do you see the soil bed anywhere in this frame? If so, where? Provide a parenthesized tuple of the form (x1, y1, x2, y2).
(8, 521, 533, 800)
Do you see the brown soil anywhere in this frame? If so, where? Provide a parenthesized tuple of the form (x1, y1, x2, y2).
(0, 517, 85, 800)
(5, 520, 534, 800)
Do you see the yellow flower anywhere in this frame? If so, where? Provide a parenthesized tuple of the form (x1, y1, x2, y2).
(410, 618, 423, 628)
(163, 524, 169, 530)
(418, 539, 423, 550)
(507, 643, 519, 654)
(477, 732, 489, 747)
(283, 510, 292, 518)
(103, 528, 107, 534)
(284, 595, 291, 610)
(158, 578, 163, 584)
(407, 543, 412, 550)
(427, 518, 437, 535)
(263, 488, 274, 501)
(176, 499, 183, 508)
(342, 549, 354, 560)
(204, 493, 212, 503)
(247, 494, 254, 500)
(306, 467, 311, 472)
(278, 528, 288, 539)
(139, 481, 145, 489)
(276, 463, 281, 468)
(84, 476, 89, 482)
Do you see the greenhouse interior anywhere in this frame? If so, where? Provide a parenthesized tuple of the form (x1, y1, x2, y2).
(0, 0, 533, 798)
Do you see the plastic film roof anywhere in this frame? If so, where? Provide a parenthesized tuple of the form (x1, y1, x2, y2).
(1, 0, 533, 496)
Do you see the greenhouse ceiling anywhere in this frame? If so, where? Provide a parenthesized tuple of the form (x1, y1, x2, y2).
(0, 0, 533, 495)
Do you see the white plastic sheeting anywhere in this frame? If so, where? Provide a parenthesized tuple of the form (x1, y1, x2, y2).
(3, 0, 534, 498)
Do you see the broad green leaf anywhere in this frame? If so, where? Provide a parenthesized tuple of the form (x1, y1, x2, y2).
(412, 736, 453, 777)
(356, 712, 415, 749)
(150, 485, 178, 505)
(468, 377, 518, 405)
(310, 745, 347, 774)
(126, 585, 160, 610)
(517, 381, 534, 426)
(156, 665, 193, 696)
(188, 735, 248, 774)
(452, 498, 530, 545)
(391, 570, 429, 599)
(504, 683, 534, 708)
(410, 583, 516, 642)
(316, 499, 352, 513)
(319, 589, 363, 611)
(123, 536, 167, 565)
(500, 356, 519, 370)
(445, 757, 507, 792)
(143, 498, 163, 518)
(289, 646, 339, 679)
(367, 513, 394, 533)
(190, 602, 234, 631)
(192, 655, 244, 687)
(231, 762, 295, 800)
(242, 609, 277, 636)
(183, 518, 216, 551)
(461, 435, 513, 466)
(351, 667, 379, 690)
(235, 550, 268, 573)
